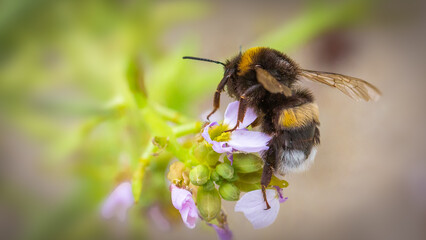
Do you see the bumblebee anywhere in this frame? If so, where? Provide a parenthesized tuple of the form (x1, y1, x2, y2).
(183, 47, 381, 209)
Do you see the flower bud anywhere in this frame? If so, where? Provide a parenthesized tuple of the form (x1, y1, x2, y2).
(193, 144, 209, 159)
(205, 151, 220, 167)
(219, 182, 240, 201)
(234, 181, 261, 192)
(194, 144, 220, 167)
(211, 170, 221, 182)
(228, 173, 239, 182)
(153, 136, 168, 149)
(167, 161, 186, 184)
(189, 165, 210, 186)
(216, 162, 234, 180)
(237, 171, 262, 184)
(232, 153, 263, 173)
(197, 187, 221, 221)
(203, 180, 215, 191)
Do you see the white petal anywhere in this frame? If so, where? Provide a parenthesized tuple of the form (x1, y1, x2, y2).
(223, 101, 258, 129)
(239, 107, 258, 129)
(223, 101, 240, 127)
(235, 189, 280, 229)
(201, 122, 218, 145)
(228, 130, 271, 153)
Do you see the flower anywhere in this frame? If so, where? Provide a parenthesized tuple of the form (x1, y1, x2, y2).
(101, 182, 134, 222)
(234, 188, 287, 229)
(207, 223, 233, 240)
(170, 184, 199, 229)
(147, 205, 171, 232)
(202, 101, 271, 162)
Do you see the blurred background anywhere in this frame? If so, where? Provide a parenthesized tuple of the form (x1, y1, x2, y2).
(1, 0, 426, 239)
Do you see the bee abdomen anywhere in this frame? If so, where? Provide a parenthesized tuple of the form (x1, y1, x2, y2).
(278, 102, 319, 129)
(277, 147, 318, 174)
(265, 122, 320, 175)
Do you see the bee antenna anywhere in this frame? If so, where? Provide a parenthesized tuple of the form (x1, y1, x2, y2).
(182, 56, 226, 66)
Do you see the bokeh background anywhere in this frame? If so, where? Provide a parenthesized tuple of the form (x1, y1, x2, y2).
(1, 0, 426, 239)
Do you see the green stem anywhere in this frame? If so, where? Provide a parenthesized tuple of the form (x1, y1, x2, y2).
(166, 138, 198, 166)
(151, 101, 191, 124)
(172, 121, 203, 138)
(132, 142, 155, 203)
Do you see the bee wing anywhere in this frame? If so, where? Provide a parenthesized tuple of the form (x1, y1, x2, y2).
(255, 66, 292, 97)
(299, 69, 381, 101)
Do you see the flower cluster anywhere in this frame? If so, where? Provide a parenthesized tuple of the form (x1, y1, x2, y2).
(166, 101, 289, 236)
(101, 101, 289, 239)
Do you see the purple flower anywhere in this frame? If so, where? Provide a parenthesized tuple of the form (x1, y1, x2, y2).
(234, 188, 287, 229)
(148, 205, 171, 231)
(101, 182, 134, 222)
(207, 223, 233, 240)
(202, 101, 271, 161)
(170, 184, 199, 229)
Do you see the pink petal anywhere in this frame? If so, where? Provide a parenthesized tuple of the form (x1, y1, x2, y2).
(228, 129, 271, 153)
(101, 182, 134, 222)
(183, 203, 198, 229)
(223, 101, 257, 129)
(234, 189, 280, 229)
(171, 185, 192, 210)
(170, 185, 199, 229)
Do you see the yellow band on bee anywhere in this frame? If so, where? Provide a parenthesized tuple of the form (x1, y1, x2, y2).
(238, 47, 264, 75)
(279, 103, 319, 128)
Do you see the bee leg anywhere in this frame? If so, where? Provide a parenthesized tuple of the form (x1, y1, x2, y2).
(226, 84, 262, 132)
(250, 117, 261, 128)
(225, 98, 247, 132)
(261, 161, 273, 210)
(207, 70, 234, 121)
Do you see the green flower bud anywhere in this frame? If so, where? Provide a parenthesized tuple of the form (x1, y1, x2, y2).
(233, 153, 263, 173)
(189, 165, 210, 186)
(193, 144, 209, 159)
(203, 180, 215, 191)
(197, 187, 221, 221)
(228, 172, 239, 182)
(237, 171, 262, 184)
(216, 162, 234, 180)
(234, 181, 261, 192)
(219, 182, 240, 201)
(211, 170, 221, 182)
(194, 144, 220, 167)
(205, 151, 220, 167)
(153, 136, 168, 149)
